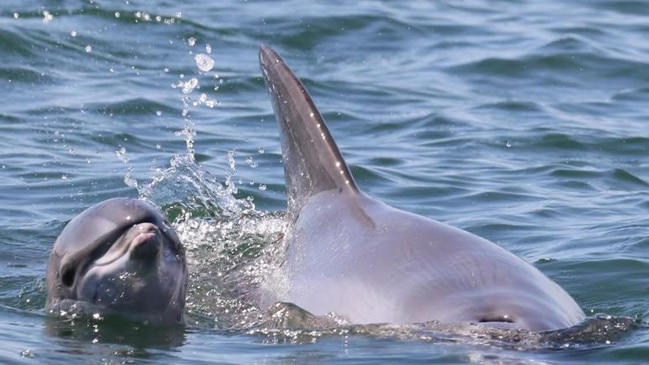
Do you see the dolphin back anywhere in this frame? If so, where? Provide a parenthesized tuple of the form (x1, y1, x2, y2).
(259, 45, 359, 218)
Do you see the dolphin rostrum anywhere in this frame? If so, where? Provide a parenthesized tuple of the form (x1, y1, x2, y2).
(46, 198, 187, 324)
(258, 45, 585, 331)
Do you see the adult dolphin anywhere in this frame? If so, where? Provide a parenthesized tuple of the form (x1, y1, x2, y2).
(46, 198, 187, 325)
(258, 45, 585, 331)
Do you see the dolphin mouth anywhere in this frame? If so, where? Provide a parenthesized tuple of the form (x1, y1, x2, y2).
(130, 231, 161, 259)
(92, 224, 162, 267)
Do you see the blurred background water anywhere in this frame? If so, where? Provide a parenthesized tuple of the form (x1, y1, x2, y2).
(0, 0, 648, 363)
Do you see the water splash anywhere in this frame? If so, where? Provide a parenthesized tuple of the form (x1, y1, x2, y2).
(195, 53, 215, 72)
(122, 38, 290, 330)
(115, 145, 138, 189)
(177, 212, 288, 329)
(136, 37, 236, 217)
(246, 314, 640, 348)
(137, 151, 251, 220)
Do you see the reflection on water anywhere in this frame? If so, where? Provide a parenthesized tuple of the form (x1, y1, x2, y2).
(44, 315, 187, 349)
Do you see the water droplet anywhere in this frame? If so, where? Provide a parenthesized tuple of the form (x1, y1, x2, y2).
(228, 151, 236, 169)
(204, 99, 216, 108)
(115, 146, 128, 163)
(42, 10, 53, 23)
(245, 156, 258, 168)
(176, 77, 198, 94)
(20, 349, 34, 358)
(195, 53, 215, 72)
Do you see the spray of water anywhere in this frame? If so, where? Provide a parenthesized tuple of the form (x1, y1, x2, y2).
(111, 38, 288, 330)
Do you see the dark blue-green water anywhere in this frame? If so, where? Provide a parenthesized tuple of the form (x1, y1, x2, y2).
(1, 0, 649, 363)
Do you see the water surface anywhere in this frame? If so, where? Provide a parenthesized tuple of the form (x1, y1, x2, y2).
(1, 0, 648, 363)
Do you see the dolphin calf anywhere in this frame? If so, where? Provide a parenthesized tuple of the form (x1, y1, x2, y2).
(46, 198, 187, 324)
(258, 45, 585, 331)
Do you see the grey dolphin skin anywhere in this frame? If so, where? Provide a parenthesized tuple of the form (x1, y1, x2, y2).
(46, 198, 187, 325)
(258, 45, 585, 331)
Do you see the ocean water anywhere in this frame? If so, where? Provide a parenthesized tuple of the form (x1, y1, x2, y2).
(1, 0, 648, 363)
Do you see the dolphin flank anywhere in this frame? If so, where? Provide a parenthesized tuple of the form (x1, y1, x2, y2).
(258, 45, 585, 331)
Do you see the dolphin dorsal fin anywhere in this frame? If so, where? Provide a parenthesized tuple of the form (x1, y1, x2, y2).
(259, 45, 359, 219)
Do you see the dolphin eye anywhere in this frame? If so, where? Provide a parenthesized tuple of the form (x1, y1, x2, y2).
(61, 267, 75, 287)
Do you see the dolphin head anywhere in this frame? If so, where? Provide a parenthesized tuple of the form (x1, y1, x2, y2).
(46, 198, 187, 324)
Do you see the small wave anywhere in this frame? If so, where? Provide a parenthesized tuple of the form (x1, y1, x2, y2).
(474, 100, 544, 113)
(589, 0, 649, 16)
(0, 66, 51, 84)
(247, 312, 640, 350)
(90, 97, 179, 117)
(532, 133, 586, 151)
(612, 87, 649, 102)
